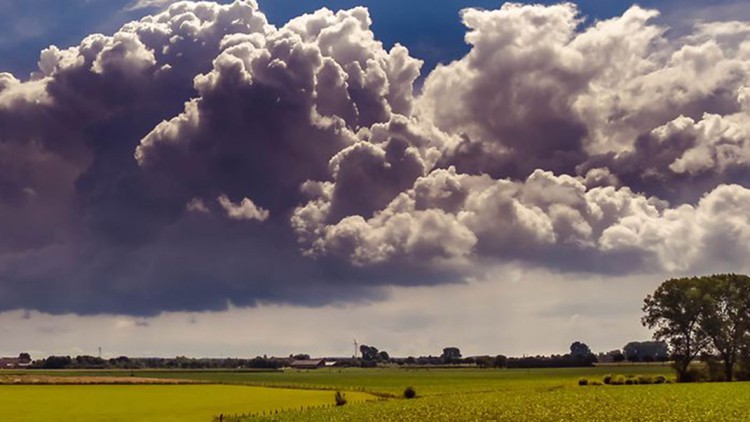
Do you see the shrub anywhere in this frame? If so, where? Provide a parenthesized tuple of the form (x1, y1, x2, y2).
(705, 359, 726, 382)
(654, 375, 667, 384)
(334, 391, 347, 406)
(404, 386, 417, 399)
(590, 381, 603, 386)
(625, 378, 635, 385)
(637, 375, 654, 385)
(735, 369, 750, 381)
(578, 378, 589, 386)
(737, 354, 750, 381)
(610, 375, 626, 385)
(679, 367, 707, 383)
(603, 374, 612, 385)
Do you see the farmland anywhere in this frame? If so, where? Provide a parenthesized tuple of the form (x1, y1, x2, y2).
(0, 384, 374, 422)
(1, 366, 748, 421)
(252, 381, 750, 421)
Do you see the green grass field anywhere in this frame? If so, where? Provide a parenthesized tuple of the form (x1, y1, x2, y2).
(5, 365, 672, 395)
(0, 384, 374, 422)
(253, 382, 750, 421)
(2, 366, 749, 421)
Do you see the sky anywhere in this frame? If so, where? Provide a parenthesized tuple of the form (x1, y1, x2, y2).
(1, 0, 750, 359)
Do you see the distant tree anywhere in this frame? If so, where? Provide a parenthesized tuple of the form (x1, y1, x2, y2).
(441, 347, 462, 364)
(377, 351, 390, 362)
(642, 277, 711, 381)
(42, 356, 72, 369)
(623, 341, 669, 362)
(612, 351, 625, 363)
(359, 345, 379, 361)
(699, 274, 750, 381)
(292, 354, 310, 361)
(623, 342, 641, 362)
(18, 353, 31, 363)
(570, 342, 593, 358)
(493, 355, 508, 368)
(474, 356, 492, 368)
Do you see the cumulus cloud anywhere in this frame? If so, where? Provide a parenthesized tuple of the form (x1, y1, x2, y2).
(295, 166, 750, 274)
(217, 194, 269, 221)
(1, 1, 750, 316)
(418, 3, 750, 197)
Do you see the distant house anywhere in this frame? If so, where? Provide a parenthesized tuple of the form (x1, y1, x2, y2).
(289, 359, 326, 370)
(0, 356, 31, 369)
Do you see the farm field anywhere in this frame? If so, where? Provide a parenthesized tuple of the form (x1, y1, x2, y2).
(2, 366, 748, 421)
(253, 381, 750, 421)
(3, 365, 672, 395)
(0, 384, 375, 422)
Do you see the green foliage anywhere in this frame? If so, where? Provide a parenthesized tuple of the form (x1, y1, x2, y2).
(642, 276, 711, 379)
(441, 347, 462, 364)
(359, 345, 379, 362)
(623, 341, 669, 362)
(698, 274, 750, 382)
(570, 342, 592, 358)
(493, 355, 508, 368)
(704, 357, 727, 382)
(403, 386, 416, 399)
(636, 375, 653, 385)
(679, 367, 707, 383)
(577, 378, 588, 386)
(643, 274, 750, 382)
(602, 374, 612, 385)
(610, 375, 626, 386)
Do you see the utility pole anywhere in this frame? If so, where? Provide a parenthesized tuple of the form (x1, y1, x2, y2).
(353, 339, 358, 359)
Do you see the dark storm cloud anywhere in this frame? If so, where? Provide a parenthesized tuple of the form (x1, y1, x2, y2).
(2, 1, 750, 315)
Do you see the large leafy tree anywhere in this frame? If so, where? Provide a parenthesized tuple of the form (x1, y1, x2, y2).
(642, 277, 711, 381)
(699, 274, 750, 381)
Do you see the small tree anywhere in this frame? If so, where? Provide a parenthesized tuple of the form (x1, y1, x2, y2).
(359, 345, 379, 361)
(441, 347, 462, 364)
(570, 342, 593, 359)
(493, 355, 508, 368)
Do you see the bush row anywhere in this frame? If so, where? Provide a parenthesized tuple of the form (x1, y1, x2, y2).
(579, 374, 670, 386)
